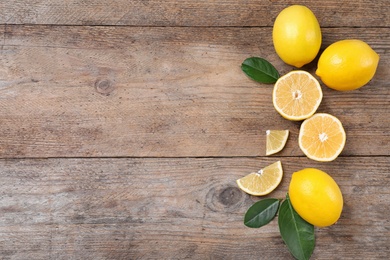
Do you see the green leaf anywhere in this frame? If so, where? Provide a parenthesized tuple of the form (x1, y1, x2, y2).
(278, 194, 315, 260)
(241, 57, 280, 84)
(244, 198, 280, 228)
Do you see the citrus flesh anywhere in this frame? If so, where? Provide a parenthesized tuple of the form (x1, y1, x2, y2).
(273, 5, 322, 68)
(289, 168, 343, 227)
(273, 70, 323, 121)
(266, 130, 289, 156)
(299, 113, 346, 162)
(236, 161, 283, 196)
(316, 39, 379, 91)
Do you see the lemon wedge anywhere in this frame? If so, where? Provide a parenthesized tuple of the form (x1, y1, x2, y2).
(266, 130, 289, 155)
(237, 161, 283, 196)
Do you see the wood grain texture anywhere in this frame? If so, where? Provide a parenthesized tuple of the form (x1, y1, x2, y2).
(0, 157, 389, 259)
(0, 25, 389, 158)
(1, 1, 389, 259)
(0, 0, 389, 27)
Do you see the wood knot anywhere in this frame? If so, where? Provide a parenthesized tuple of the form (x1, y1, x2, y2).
(206, 185, 244, 212)
(218, 187, 242, 206)
(95, 79, 115, 96)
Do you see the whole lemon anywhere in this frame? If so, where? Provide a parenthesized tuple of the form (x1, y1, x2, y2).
(289, 168, 343, 227)
(316, 39, 379, 91)
(273, 5, 322, 68)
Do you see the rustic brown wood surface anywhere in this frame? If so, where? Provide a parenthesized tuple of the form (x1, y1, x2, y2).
(0, 1, 389, 259)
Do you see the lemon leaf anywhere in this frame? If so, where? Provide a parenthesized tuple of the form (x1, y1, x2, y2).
(241, 57, 280, 84)
(244, 198, 280, 228)
(278, 194, 315, 260)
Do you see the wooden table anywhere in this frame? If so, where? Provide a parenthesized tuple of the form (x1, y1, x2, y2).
(0, 1, 389, 259)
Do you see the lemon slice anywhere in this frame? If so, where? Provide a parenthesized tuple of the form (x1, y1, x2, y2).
(273, 70, 323, 121)
(299, 113, 346, 162)
(236, 161, 283, 196)
(266, 130, 289, 155)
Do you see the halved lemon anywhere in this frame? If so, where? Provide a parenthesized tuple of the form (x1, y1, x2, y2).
(273, 70, 323, 121)
(266, 130, 289, 155)
(299, 113, 346, 162)
(236, 161, 283, 196)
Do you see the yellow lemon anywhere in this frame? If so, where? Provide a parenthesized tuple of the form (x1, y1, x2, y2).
(316, 39, 380, 91)
(289, 168, 343, 227)
(273, 5, 322, 68)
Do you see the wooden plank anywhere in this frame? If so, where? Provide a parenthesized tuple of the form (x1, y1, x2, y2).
(0, 157, 389, 259)
(0, 25, 389, 158)
(0, 1, 389, 27)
